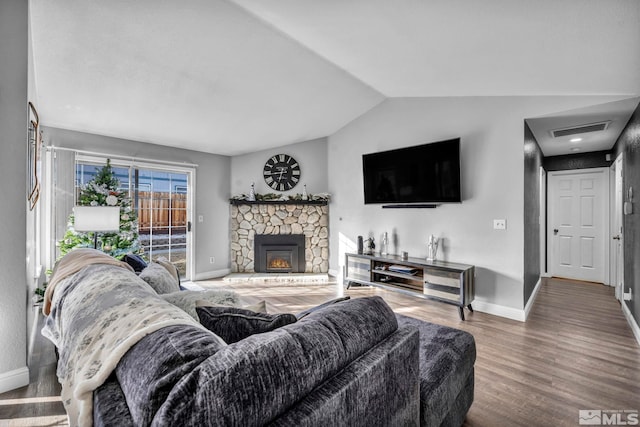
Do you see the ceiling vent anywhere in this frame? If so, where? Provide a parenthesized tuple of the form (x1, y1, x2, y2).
(551, 121, 611, 138)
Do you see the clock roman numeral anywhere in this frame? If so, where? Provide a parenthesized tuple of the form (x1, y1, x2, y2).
(271, 156, 278, 163)
(292, 176, 299, 183)
(286, 182, 293, 190)
(265, 177, 273, 184)
(291, 163, 298, 168)
(279, 183, 285, 191)
(279, 154, 285, 162)
(292, 170, 300, 176)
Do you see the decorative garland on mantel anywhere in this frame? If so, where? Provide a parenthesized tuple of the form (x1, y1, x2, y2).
(229, 192, 330, 205)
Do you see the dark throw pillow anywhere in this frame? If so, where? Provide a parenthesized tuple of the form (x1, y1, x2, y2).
(121, 253, 148, 273)
(295, 296, 351, 320)
(196, 306, 297, 344)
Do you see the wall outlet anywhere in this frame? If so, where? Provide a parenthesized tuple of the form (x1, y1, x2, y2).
(623, 288, 632, 301)
(209, 256, 215, 264)
(493, 219, 506, 230)
(198, 215, 204, 223)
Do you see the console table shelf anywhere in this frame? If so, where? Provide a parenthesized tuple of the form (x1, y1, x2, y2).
(344, 253, 475, 320)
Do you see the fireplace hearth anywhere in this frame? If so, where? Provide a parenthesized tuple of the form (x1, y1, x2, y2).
(255, 234, 305, 273)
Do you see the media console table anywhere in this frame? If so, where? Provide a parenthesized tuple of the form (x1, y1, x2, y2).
(344, 253, 475, 320)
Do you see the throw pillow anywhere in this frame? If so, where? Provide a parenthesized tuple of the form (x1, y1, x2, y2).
(162, 289, 240, 320)
(121, 253, 148, 273)
(296, 296, 351, 319)
(196, 306, 297, 344)
(154, 256, 180, 287)
(139, 262, 180, 295)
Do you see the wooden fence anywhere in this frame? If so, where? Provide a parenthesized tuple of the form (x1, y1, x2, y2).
(136, 191, 187, 232)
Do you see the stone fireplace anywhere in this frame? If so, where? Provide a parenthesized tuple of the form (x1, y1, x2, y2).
(230, 202, 328, 273)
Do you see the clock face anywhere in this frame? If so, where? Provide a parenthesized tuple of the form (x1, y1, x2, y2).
(263, 154, 301, 191)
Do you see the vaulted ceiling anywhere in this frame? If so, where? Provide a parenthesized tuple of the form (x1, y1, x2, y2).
(30, 0, 640, 156)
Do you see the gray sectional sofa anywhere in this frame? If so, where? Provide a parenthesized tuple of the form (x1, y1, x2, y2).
(43, 250, 475, 426)
(93, 297, 476, 426)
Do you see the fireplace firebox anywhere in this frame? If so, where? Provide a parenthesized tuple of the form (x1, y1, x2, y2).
(254, 234, 305, 273)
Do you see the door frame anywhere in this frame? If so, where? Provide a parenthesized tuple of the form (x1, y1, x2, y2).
(547, 167, 610, 284)
(610, 154, 624, 299)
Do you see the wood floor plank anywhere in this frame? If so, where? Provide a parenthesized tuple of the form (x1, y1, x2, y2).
(2, 277, 638, 426)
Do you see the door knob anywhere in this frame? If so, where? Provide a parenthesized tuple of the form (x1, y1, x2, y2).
(553, 229, 559, 235)
(613, 235, 621, 240)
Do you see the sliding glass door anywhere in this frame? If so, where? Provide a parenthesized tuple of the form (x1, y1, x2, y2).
(73, 156, 192, 278)
(134, 169, 189, 277)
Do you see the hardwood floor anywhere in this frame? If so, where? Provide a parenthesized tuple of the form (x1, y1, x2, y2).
(1, 277, 638, 426)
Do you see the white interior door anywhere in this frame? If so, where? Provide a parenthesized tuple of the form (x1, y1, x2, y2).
(548, 169, 609, 283)
(612, 155, 624, 299)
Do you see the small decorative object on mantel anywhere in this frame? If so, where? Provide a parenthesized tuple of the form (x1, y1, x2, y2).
(427, 234, 439, 261)
(302, 184, 308, 201)
(248, 182, 256, 201)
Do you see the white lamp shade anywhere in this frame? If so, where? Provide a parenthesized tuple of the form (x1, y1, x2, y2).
(74, 206, 120, 232)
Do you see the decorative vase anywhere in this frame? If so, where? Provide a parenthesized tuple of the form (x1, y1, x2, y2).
(381, 231, 389, 256)
(302, 184, 308, 201)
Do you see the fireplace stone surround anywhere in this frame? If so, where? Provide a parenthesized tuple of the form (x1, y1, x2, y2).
(230, 202, 328, 273)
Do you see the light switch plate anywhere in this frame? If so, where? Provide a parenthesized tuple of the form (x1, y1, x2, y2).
(493, 219, 506, 230)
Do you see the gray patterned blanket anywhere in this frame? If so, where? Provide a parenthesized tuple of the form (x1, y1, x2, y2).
(41, 263, 214, 427)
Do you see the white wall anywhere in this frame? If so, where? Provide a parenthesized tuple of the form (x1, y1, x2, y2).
(43, 127, 231, 279)
(231, 137, 328, 197)
(328, 96, 627, 315)
(0, 0, 29, 393)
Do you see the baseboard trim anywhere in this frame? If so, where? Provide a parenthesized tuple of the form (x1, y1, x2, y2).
(621, 301, 640, 348)
(524, 278, 543, 320)
(193, 268, 231, 281)
(0, 366, 29, 394)
(472, 300, 525, 322)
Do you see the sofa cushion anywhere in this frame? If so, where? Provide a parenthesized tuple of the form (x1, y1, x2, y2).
(153, 296, 399, 426)
(114, 325, 226, 427)
(196, 305, 297, 344)
(139, 262, 179, 294)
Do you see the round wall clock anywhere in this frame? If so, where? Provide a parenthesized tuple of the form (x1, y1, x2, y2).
(263, 154, 301, 191)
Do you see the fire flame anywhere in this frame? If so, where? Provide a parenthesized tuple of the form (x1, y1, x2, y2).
(269, 258, 291, 269)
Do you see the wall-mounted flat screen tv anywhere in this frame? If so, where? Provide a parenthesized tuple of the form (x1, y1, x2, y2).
(362, 138, 461, 205)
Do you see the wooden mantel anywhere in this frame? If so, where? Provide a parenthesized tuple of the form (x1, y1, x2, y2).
(229, 199, 328, 206)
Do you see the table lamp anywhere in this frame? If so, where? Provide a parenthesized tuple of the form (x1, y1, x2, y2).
(73, 206, 120, 249)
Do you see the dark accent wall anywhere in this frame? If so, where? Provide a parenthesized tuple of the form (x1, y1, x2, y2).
(612, 102, 640, 327)
(543, 150, 612, 171)
(523, 123, 543, 306)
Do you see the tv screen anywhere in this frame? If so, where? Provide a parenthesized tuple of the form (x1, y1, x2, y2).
(362, 138, 461, 204)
